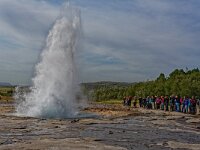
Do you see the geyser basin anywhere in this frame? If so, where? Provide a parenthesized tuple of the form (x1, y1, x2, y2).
(15, 5, 82, 118)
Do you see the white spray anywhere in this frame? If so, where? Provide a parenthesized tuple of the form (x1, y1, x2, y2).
(15, 5, 81, 118)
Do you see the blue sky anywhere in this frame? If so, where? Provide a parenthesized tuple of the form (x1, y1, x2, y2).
(0, 0, 200, 85)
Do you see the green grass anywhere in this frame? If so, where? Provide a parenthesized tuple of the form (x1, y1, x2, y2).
(0, 87, 14, 102)
(95, 99, 141, 107)
(96, 99, 122, 105)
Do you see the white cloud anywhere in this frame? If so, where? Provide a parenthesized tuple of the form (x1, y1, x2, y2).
(0, 0, 200, 84)
(76, 0, 200, 82)
(0, 0, 59, 84)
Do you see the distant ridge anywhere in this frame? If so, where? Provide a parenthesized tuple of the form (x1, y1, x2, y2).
(0, 82, 12, 87)
(81, 81, 135, 90)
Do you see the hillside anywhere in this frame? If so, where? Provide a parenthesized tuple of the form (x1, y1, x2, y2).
(0, 82, 12, 87)
(81, 81, 134, 90)
(81, 68, 200, 101)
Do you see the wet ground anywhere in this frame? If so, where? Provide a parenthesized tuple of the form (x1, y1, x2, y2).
(0, 103, 199, 150)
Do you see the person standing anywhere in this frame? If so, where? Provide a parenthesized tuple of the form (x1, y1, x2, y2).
(155, 96, 161, 109)
(151, 96, 155, 109)
(196, 97, 200, 115)
(170, 96, 175, 111)
(139, 97, 143, 108)
(175, 95, 181, 112)
(164, 95, 169, 111)
(123, 97, 126, 106)
(190, 96, 196, 114)
(143, 98, 147, 108)
(181, 96, 185, 112)
(183, 96, 190, 113)
(127, 96, 132, 106)
(147, 96, 152, 109)
(133, 96, 137, 108)
(161, 96, 165, 110)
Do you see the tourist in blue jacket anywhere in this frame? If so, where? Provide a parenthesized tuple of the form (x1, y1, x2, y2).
(184, 96, 190, 113)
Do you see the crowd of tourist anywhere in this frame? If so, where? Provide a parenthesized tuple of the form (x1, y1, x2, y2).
(123, 95, 200, 115)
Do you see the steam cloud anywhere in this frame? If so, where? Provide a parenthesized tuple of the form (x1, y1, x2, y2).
(15, 5, 81, 118)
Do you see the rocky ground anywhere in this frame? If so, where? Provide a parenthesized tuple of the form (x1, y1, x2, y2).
(0, 103, 199, 150)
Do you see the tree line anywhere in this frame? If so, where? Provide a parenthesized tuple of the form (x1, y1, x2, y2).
(81, 68, 200, 101)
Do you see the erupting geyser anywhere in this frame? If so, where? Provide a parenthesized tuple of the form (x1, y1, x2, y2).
(15, 5, 82, 118)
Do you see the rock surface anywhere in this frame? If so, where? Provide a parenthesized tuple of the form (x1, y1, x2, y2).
(0, 103, 199, 150)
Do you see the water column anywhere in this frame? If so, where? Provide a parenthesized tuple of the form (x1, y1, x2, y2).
(16, 5, 81, 118)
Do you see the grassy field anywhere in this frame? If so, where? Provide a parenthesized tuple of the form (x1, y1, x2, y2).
(95, 99, 141, 107)
(0, 87, 14, 102)
(95, 99, 123, 105)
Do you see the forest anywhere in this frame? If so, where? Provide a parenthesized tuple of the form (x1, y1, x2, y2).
(82, 68, 200, 101)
